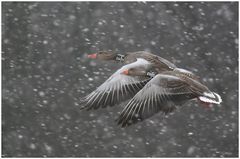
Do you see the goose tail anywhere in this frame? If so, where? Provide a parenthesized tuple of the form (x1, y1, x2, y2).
(198, 92, 222, 104)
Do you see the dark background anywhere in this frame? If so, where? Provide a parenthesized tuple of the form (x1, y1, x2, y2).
(2, 2, 238, 157)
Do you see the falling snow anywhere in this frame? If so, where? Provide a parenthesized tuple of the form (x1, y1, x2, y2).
(2, 2, 238, 158)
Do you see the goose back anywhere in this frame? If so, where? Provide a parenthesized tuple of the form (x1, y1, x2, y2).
(125, 51, 176, 71)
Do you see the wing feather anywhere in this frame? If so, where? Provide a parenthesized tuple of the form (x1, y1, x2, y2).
(80, 59, 152, 110)
(117, 74, 199, 127)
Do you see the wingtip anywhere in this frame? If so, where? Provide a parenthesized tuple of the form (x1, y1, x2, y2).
(115, 117, 128, 128)
(78, 97, 94, 111)
(79, 104, 88, 110)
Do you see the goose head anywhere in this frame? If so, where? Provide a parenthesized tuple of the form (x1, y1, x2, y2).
(88, 51, 117, 61)
(121, 67, 157, 78)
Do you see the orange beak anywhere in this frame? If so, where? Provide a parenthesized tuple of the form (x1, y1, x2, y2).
(87, 53, 97, 59)
(121, 69, 129, 75)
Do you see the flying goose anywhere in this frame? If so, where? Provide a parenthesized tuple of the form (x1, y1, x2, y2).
(116, 67, 222, 127)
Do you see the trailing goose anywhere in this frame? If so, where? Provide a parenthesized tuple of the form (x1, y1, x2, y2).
(117, 67, 222, 127)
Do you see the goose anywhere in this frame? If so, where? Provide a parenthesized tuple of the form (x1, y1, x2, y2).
(80, 51, 177, 110)
(116, 67, 222, 127)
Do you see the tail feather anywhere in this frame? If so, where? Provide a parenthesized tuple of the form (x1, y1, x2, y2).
(198, 92, 222, 104)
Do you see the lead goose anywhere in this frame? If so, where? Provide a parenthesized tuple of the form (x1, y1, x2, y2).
(80, 51, 177, 110)
(117, 67, 222, 127)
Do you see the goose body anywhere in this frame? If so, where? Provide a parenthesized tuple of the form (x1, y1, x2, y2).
(88, 51, 176, 71)
(124, 51, 176, 71)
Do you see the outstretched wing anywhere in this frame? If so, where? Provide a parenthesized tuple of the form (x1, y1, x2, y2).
(117, 74, 197, 127)
(80, 58, 152, 110)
